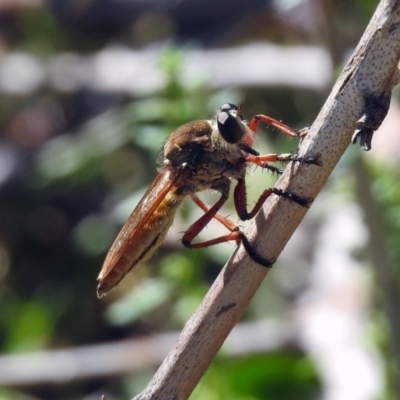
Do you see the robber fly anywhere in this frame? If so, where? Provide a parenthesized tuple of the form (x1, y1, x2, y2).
(97, 103, 318, 297)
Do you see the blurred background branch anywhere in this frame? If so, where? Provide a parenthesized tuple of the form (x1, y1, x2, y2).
(0, 319, 294, 386)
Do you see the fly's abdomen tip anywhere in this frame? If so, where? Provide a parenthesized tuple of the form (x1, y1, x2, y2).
(97, 281, 112, 298)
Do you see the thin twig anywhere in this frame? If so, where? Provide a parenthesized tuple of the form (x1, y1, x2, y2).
(133, 1, 400, 399)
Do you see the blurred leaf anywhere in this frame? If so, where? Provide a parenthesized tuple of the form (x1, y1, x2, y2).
(105, 279, 173, 325)
(20, 8, 67, 55)
(4, 300, 53, 353)
(73, 214, 115, 256)
(0, 388, 39, 400)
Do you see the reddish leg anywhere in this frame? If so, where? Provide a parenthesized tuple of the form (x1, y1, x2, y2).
(248, 114, 308, 138)
(182, 194, 273, 266)
(246, 152, 321, 170)
(247, 153, 298, 167)
(190, 194, 237, 232)
(242, 114, 318, 172)
(234, 177, 310, 221)
(182, 193, 241, 249)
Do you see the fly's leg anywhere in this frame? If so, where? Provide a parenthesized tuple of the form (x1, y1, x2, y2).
(182, 194, 273, 267)
(248, 114, 309, 138)
(232, 153, 319, 222)
(244, 112, 321, 167)
(182, 193, 245, 249)
(240, 232, 274, 267)
(234, 176, 310, 222)
(246, 152, 322, 170)
(190, 194, 237, 232)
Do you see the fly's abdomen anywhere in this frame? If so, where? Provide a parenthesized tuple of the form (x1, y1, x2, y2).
(97, 191, 182, 297)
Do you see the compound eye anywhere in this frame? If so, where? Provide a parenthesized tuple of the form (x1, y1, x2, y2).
(219, 103, 238, 113)
(217, 104, 245, 144)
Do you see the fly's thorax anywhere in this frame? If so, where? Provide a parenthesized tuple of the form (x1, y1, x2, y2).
(163, 120, 213, 167)
(172, 149, 245, 198)
(161, 115, 250, 198)
(174, 172, 232, 198)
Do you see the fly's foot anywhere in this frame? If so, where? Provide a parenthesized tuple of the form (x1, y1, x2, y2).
(261, 164, 284, 175)
(272, 188, 312, 208)
(291, 153, 322, 166)
(295, 127, 310, 137)
(240, 231, 275, 268)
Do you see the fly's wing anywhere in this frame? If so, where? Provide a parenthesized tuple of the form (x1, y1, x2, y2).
(97, 167, 182, 290)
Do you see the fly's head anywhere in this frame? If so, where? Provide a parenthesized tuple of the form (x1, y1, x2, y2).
(216, 103, 245, 144)
(215, 103, 258, 156)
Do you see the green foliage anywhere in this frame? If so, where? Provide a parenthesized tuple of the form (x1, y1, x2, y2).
(192, 353, 319, 400)
(19, 8, 67, 54)
(2, 296, 53, 353)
